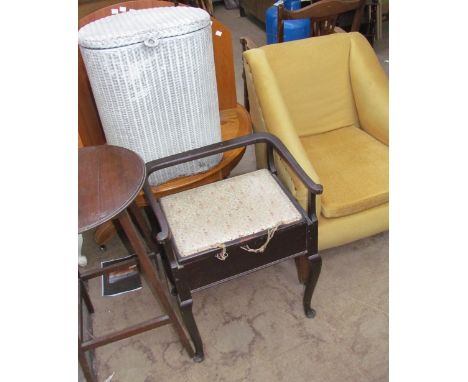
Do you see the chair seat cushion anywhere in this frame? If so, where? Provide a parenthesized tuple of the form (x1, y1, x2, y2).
(160, 169, 303, 257)
(301, 126, 389, 218)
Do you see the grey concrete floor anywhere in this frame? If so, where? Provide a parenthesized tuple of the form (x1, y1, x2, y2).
(80, 5, 389, 382)
(80, 230, 388, 382)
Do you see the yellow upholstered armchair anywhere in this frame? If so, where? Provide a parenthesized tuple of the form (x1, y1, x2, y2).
(243, 32, 388, 251)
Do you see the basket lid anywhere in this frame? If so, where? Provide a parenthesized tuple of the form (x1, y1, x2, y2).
(78, 7, 211, 49)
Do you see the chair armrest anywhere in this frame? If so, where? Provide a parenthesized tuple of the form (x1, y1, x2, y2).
(143, 133, 323, 242)
(142, 181, 171, 244)
(349, 32, 389, 145)
(264, 134, 323, 196)
(145, 132, 322, 193)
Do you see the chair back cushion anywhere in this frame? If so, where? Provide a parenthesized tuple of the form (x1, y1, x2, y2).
(245, 33, 359, 137)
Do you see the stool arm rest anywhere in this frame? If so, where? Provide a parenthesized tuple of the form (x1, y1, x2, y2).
(143, 132, 322, 250)
(145, 132, 323, 195)
(264, 134, 323, 220)
(263, 135, 323, 196)
(143, 179, 172, 245)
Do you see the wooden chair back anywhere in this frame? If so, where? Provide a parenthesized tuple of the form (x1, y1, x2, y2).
(78, 0, 236, 146)
(278, 0, 366, 43)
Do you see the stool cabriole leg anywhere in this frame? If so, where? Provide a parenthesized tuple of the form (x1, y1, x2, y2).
(177, 291, 205, 362)
(117, 209, 195, 359)
(303, 253, 322, 318)
(294, 255, 310, 285)
(303, 212, 321, 318)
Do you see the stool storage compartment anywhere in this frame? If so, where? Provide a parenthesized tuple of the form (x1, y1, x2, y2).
(78, 7, 222, 185)
(159, 169, 309, 290)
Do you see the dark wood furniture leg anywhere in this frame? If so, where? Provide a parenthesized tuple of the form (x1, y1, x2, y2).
(128, 202, 158, 253)
(239, 5, 245, 17)
(80, 278, 94, 314)
(79, 277, 96, 382)
(113, 219, 135, 255)
(303, 212, 321, 317)
(155, 226, 204, 360)
(117, 210, 194, 359)
(294, 256, 309, 285)
(79, 339, 96, 382)
(176, 285, 205, 362)
(303, 253, 322, 318)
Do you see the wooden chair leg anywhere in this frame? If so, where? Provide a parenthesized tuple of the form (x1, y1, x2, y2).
(303, 253, 322, 318)
(118, 210, 194, 359)
(294, 255, 310, 284)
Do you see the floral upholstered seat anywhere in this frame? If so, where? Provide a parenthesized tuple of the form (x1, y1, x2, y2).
(160, 169, 303, 258)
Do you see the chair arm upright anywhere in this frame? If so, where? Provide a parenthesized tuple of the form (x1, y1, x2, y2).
(143, 180, 172, 245)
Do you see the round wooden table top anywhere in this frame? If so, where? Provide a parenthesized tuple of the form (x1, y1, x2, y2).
(79, 145, 146, 233)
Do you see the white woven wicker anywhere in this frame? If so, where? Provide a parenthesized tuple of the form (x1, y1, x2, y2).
(79, 7, 222, 185)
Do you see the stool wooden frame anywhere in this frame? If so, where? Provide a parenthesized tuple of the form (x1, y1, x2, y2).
(143, 132, 323, 362)
(78, 146, 194, 381)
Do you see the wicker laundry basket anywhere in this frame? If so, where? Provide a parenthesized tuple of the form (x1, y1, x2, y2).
(79, 7, 222, 185)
